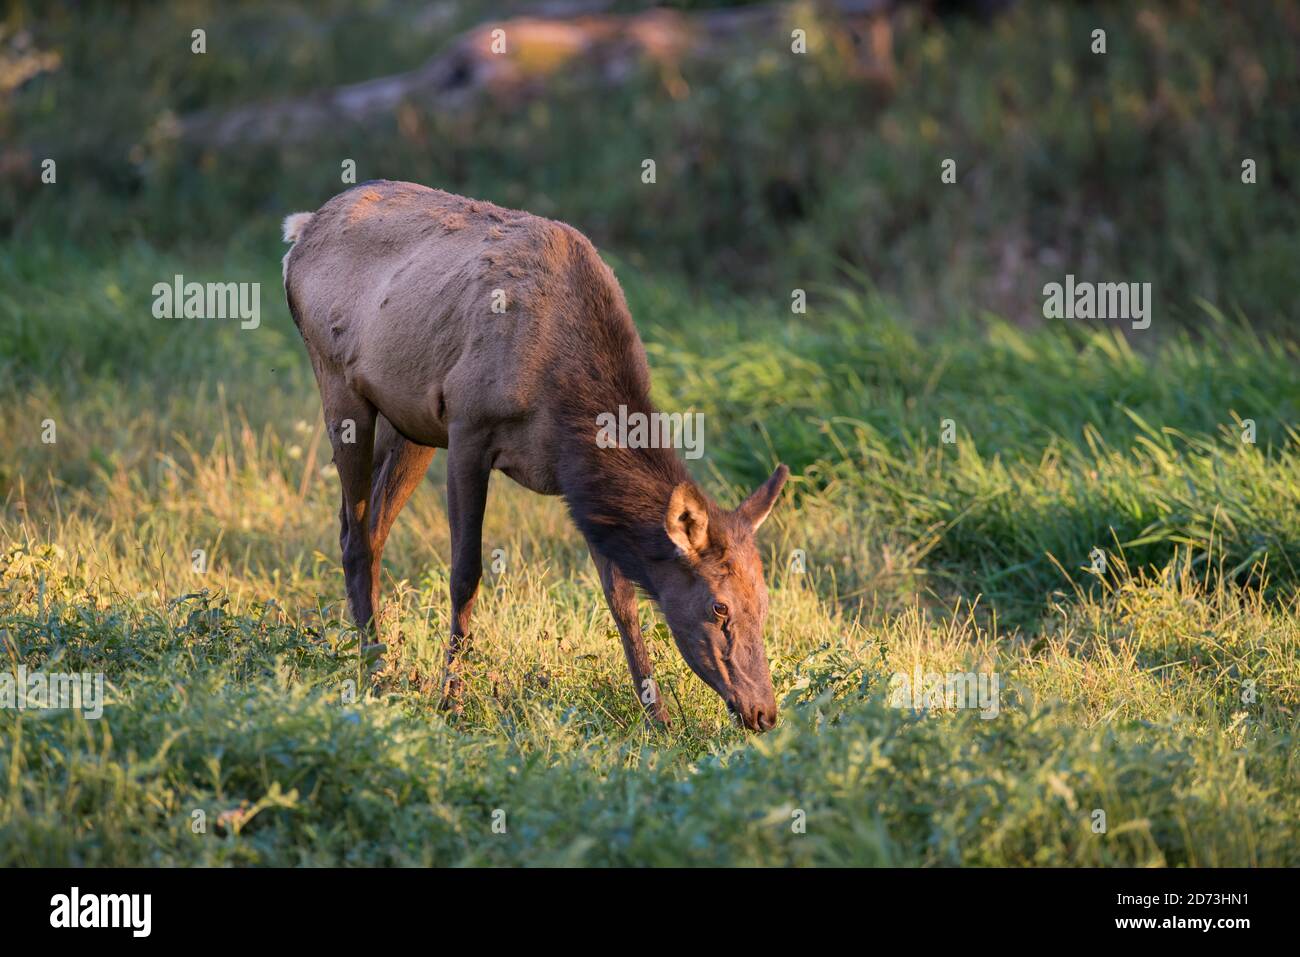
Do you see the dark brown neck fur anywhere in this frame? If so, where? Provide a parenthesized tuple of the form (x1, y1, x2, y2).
(553, 253, 691, 595)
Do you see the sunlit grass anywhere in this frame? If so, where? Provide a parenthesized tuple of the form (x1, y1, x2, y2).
(1, 238, 1297, 864)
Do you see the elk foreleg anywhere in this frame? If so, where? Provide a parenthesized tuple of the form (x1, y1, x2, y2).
(590, 546, 669, 727)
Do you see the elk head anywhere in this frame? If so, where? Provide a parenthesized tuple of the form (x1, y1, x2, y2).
(650, 464, 789, 731)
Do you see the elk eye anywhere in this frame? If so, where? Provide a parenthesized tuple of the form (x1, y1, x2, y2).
(713, 602, 729, 619)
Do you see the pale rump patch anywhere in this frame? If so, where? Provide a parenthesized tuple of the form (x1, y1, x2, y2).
(282, 212, 314, 278)
(282, 212, 314, 243)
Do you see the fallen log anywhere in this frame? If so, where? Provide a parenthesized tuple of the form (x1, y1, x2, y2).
(179, 0, 896, 148)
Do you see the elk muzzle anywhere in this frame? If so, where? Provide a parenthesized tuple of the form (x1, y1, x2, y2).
(727, 686, 779, 732)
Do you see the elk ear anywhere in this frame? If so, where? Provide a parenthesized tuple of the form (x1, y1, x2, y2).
(665, 483, 710, 559)
(736, 464, 789, 533)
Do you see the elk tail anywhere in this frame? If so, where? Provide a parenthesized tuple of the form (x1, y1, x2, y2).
(282, 212, 314, 244)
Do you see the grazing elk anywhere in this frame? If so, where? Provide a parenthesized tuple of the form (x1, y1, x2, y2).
(282, 181, 788, 731)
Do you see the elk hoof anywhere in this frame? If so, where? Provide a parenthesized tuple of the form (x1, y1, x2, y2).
(439, 674, 465, 714)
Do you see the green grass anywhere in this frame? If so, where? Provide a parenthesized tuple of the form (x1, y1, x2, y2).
(2, 237, 1298, 866)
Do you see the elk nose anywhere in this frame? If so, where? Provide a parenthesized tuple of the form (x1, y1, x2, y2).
(750, 704, 777, 732)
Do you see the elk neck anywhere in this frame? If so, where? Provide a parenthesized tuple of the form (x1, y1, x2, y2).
(553, 315, 691, 598)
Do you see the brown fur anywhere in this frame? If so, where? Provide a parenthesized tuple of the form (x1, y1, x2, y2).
(284, 180, 788, 730)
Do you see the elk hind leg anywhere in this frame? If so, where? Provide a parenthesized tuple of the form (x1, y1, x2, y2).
(367, 415, 437, 580)
(321, 382, 378, 639)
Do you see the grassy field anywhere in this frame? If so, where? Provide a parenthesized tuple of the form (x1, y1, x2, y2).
(2, 236, 1298, 866)
(2, 0, 1298, 867)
